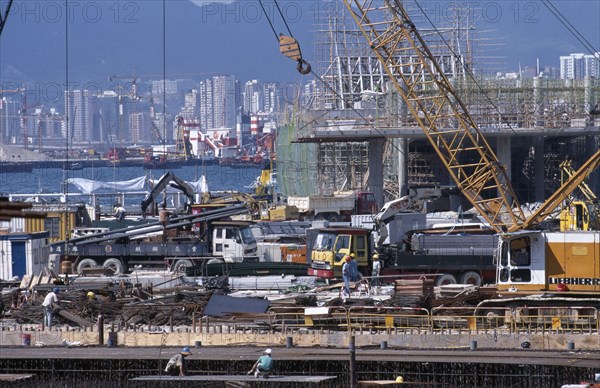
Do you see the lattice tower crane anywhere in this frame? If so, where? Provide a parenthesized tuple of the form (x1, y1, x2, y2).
(342, 0, 600, 233)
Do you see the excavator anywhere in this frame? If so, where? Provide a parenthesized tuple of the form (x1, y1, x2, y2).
(341, 0, 600, 300)
(140, 171, 195, 214)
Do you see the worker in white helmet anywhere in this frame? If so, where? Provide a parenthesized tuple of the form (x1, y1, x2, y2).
(247, 348, 273, 379)
(371, 253, 382, 287)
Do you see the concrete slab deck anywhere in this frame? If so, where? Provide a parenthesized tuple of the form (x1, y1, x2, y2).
(132, 375, 337, 383)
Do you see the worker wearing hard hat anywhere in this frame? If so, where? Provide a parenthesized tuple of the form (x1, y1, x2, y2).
(342, 254, 352, 296)
(247, 348, 273, 379)
(165, 347, 193, 376)
(372, 253, 382, 287)
(348, 253, 362, 282)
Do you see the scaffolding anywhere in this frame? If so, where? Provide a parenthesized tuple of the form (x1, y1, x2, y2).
(279, 4, 600, 202)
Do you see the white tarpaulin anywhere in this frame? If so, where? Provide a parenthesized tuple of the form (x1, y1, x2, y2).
(67, 176, 147, 194)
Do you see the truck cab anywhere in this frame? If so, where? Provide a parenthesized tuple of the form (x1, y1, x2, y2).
(211, 221, 258, 263)
(354, 191, 378, 214)
(308, 228, 371, 278)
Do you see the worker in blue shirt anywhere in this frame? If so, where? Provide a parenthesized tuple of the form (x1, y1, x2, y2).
(247, 348, 273, 379)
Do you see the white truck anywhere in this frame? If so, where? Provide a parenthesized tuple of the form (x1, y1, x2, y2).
(287, 190, 377, 222)
(52, 205, 259, 274)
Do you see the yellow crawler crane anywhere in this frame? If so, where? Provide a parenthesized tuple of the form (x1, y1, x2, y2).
(342, 0, 600, 296)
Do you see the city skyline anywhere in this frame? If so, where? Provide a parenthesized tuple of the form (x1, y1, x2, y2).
(0, 1, 598, 150)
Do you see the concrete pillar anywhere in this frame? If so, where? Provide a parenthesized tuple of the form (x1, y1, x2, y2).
(534, 137, 545, 202)
(368, 138, 385, 208)
(584, 77, 594, 113)
(533, 77, 544, 128)
(392, 79, 410, 201)
(397, 138, 409, 197)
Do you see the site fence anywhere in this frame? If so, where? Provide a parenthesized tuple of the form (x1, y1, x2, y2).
(265, 306, 599, 335)
(3, 305, 598, 340)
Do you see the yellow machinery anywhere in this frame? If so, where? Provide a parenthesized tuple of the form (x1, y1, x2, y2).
(258, 201, 299, 221)
(558, 160, 599, 231)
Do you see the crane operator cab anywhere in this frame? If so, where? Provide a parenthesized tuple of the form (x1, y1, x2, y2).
(496, 231, 600, 292)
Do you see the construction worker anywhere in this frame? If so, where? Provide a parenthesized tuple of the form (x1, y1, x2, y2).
(42, 288, 60, 329)
(114, 203, 127, 221)
(247, 348, 274, 379)
(348, 253, 361, 282)
(165, 347, 193, 376)
(371, 253, 382, 287)
(342, 255, 352, 296)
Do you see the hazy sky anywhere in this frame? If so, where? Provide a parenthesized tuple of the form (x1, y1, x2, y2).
(0, 1, 598, 88)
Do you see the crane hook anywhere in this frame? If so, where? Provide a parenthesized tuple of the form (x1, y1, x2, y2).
(279, 34, 311, 76)
(297, 59, 311, 75)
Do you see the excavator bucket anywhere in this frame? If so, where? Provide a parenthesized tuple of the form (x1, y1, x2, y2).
(279, 34, 302, 61)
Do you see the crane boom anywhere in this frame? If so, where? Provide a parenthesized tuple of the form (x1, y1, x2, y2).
(342, 0, 526, 233)
(560, 159, 598, 202)
(521, 148, 600, 229)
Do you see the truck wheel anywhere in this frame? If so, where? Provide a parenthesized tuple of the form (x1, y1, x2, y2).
(327, 214, 339, 222)
(459, 271, 482, 286)
(434, 274, 457, 286)
(77, 259, 98, 273)
(103, 258, 125, 274)
(173, 259, 193, 273)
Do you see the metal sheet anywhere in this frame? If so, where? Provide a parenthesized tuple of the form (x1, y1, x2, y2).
(203, 294, 269, 317)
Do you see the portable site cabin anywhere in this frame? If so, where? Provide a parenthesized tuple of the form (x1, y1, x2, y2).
(0, 231, 49, 280)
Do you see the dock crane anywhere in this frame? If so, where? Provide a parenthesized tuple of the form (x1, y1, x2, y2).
(342, 0, 600, 295)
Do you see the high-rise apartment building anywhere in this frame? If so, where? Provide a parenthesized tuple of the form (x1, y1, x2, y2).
(181, 89, 201, 122)
(65, 89, 92, 143)
(129, 112, 152, 144)
(92, 91, 119, 143)
(263, 82, 281, 113)
(243, 80, 262, 114)
(199, 79, 213, 131)
(39, 110, 63, 140)
(560, 53, 600, 79)
(152, 80, 179, 95)
(212, 75, 236, 129)
(0, 97, 20, 144)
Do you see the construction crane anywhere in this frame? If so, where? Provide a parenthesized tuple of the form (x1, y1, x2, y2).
(0, 0, 14, 38)
(341, 0, 525, 233)
(343, 0, 600, 298)
(341, 0, 600, 233)
(556, 158, 600, 231)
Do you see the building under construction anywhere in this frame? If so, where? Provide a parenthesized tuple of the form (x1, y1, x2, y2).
(277, 3, 600, 209)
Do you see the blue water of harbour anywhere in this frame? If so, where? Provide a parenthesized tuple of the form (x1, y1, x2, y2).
(0, 164, 262, 195)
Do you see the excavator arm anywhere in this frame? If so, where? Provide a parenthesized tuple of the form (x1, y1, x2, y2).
(141, 171, 195, 213)
(341, 0, 526, 233)
(372, 195, 411, 247)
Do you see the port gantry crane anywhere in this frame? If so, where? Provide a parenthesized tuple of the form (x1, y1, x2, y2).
(342, 0, 600, 233)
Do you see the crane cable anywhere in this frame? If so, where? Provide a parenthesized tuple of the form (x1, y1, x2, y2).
(258, 0, 311, 75)
(0, 0, 14, 37)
